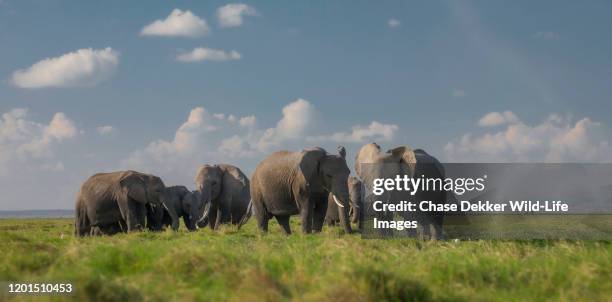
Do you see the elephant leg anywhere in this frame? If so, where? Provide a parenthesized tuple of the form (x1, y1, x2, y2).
(118, 219, 127, 233)
(90, 226, 102, 236)
(357, 202, 364, 232)
(312, 197, 327, 233)
(214, 209, 224, 230)
(299, 197, 313, 234)
(135, 203, 147, 230)
(230, 202, 243, 225)
(253, 200, 270, 233)
(421, 220, 432, 241)
(256, 213, 269, 233)
(431, 215, 444, 240)
(275, 215, 291, 235)
(252, 192, 268, 233)
(208, 202, 219, 230)
(183, 216, 197, 231)
(129, 201, 145, 231)
(218, 197, 232, 225)
(117, 200, 135, 232)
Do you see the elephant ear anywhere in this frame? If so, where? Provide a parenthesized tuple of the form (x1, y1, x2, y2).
(337, 146, 346, 159)
(388, 146, 417, 178)
(354, 143, 381, 179)
(299, 147, 327, 186)
(223, 165, 247, 187)
(119, 171, 148, 203)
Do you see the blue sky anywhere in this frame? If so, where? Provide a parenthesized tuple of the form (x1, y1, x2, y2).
(1, 1, 611, 210)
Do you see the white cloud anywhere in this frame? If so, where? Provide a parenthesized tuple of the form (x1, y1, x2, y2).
(0, 109, 78, 174)
(257, 99, 315, 151)
(123, 101, 311, 170)
(445, 113, 612, 162)
(307, 121, 398, 143)
(452, 89, 466, 98)
(478, 111, 520, 127)
(176, 47, 241, 63)
(218, 135, 257, 158)
(238, 115, 256, 128)
(122, 107, 220, 171)
(388, 18, 401, 28)
(217, 3, 257, 28)
(96, 125, 115, 135)
(18, 112, 78, 159)
(123, 98, 400, 180)
(11, 47, 119, 89)
(533, 31, 560, 40)
(141, 9, 210, 38)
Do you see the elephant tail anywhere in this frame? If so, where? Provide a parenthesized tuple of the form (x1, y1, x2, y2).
(237, 200, 253, 230)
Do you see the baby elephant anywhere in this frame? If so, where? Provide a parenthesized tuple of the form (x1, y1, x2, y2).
(147, 186, 206, 231)
(325, 176, 362, 229)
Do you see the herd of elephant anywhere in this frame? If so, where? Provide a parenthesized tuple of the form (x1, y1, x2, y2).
(75, 142, 446, 239)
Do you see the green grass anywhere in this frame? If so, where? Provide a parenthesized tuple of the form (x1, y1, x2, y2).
(0, 219, 610, 302)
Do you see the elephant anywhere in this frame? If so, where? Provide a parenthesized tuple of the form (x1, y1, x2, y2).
(250, 146, 352, 235)
(325, 176, 362, 229)
(194, 164, 251, 230)
(147, 186, 207, 231)
(75, 170, 166, 236)
(355, 143, 446, 240)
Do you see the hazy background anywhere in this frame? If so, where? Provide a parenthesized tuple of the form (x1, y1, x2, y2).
(1, 0, 611, 210)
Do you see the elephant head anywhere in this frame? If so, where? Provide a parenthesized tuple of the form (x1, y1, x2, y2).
(355, 143, 416, 194)
(195, 164, 223, 213)
(119, 171, 166, 207)
(181, 191, 207, 231)
(300, 146, 352, 233)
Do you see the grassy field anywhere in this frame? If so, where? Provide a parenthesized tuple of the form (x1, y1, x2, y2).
(0, 218, 610, 302)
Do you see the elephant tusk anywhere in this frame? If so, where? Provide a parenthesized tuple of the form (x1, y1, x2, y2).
(333, 194, 345, 208)
(198, 203, 211, 223)
(238, 200, 253, 230)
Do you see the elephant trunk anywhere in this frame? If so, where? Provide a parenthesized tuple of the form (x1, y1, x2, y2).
(196, 189, 212, 223)
(331, 179, 352, 234)
(349, 186, 362, 224)
(184, 216, 197, 231)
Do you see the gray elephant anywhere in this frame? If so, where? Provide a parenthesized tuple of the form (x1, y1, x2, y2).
(250, 146, 352, 235)
(194, 164, 251, 230)
(147, 186, 206, 231)
(355, 143, 445, 240)
(75, 170, 166, 236)
(325, 176, 362, 229)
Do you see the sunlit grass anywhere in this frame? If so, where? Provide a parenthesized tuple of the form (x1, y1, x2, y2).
(0, 218, 610, 301)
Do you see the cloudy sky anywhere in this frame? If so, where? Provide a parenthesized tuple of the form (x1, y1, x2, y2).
(1, 1, 611, 210)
